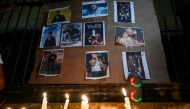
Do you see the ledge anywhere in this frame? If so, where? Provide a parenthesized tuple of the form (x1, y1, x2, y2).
(2, 102, 190, 109)
(1, 83, 190, 103)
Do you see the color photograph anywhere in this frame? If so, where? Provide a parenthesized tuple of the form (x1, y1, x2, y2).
(82, 1, 108, 19)
(86, 51, 109, 79)
(39, 49, 64, 76)
(61, 23, 82, 47)
(47, 6, 71, 25)
(122, 51, 150, 79)
(39, 24, 61, 48)
(114, 1, 135, 23)
(115, 26, 145, 46)
(83, 21, 105, 46)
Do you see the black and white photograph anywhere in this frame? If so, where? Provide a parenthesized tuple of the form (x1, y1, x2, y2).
(86, 51, 110, 79)
(83, 21, 105, 46)
(82, 1, 108, 19)
(61, 23, 82, 47)
(39, 49, 64, 76)
(115, 26, 145, 46)
(122, 51, 150, 79)
(114, 1, 135, 23)
(39, 24, 61, 48)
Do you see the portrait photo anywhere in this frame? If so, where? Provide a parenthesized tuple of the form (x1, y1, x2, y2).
(83, 21, 105, 46)
(85, 51, 110, 79)
(114, 1, 135, 23)
(39, 24, 61, 48)
(122, 51, 150, 79)
(39, 49, 64, 76)
(61, 23, 82, 47)
(115, 26, 145, 46)
(82, 1, 108, 19)
(47, 6, 71, 25)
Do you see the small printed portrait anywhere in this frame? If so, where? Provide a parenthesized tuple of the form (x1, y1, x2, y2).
(85, 51, 109, 79)
(47, 6, 71, 25)
(122, 52, 150, 79)
(39, 24, 61, 48)
(61, 23, 82, 47)
(82, 1, 108, 19)
(39, 49, 64, 76)
(115, 26, 145, 46)
(114, 1, 135, 23)
(84, 21, 105, 46)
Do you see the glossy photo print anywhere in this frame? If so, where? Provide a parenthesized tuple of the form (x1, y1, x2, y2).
(83, 21, 105, 46)
(47, 6, 71, 25)
(114, 1, 135, 23)
(39, 24, 61, 48)
(82, 1, 108, 19)
(85, 51, 109, 79)
(122, 51, 150, 79)
(115, 26, 145, 46)
(39, 49, 64, 76)
(61, 23, 82, 47)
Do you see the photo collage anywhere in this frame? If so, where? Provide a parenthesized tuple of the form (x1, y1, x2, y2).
(38, 1, 150, 80)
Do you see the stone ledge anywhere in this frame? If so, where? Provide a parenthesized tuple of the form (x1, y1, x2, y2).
(2, 102, 190, 109)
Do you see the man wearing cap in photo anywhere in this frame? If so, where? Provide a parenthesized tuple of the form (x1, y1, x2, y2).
(51, 10, 66, 23)
(89, 54, 107, 77)
(44, 31, 56, 47)
(0, 54, 5, 90)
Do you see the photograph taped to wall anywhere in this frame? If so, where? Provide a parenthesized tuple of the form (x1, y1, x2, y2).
(82, 1, 108, 19)
(114, 1, 135, 23)
(61, 23, 82, 47)
(47, 6, 71, 25)
(83, 21, 105, 46)
(86, 51, 110, 79)
(115, 26, 145, 46)
(39, 49, 64, 76)
(122, 51, 150, 79)
(39, 24, 61, 48)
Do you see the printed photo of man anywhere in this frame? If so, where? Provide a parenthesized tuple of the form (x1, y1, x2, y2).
(51, 10, 66, 23)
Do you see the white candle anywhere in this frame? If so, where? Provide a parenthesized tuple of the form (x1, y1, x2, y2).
(122, 88, 131, 109)
(63, 94, 70, 109)
(84, 97, 89, 109)
(41, 92, 47, 109)
(81, 95, 89, 109)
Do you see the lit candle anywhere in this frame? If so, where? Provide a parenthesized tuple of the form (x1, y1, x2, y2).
(41, 92, 47, 109)
(81, 95, 89, 109)
(84, 97, 89, 109)
(63, 94, 70, 109)
(122, 88, 131, 109)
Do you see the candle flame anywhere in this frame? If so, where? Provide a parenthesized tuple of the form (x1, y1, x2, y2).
(22, 108, 25, 109)
(7, 108, 11, 109)
(65, 94, 69, 99)
(43, 92, 46, 97)
(122, 88, 127, 96)
(82, 95, 87, 101)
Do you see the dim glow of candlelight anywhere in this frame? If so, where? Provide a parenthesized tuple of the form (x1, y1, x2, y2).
(65, 94, 69, 99)
(81, 95, 89, 109)
(43, 93, 46, 98)
(122, 88, 127, 96)
(82, 95, 87, 101)
(22, 108, 25, 109)
(64, 94, 70, 109)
